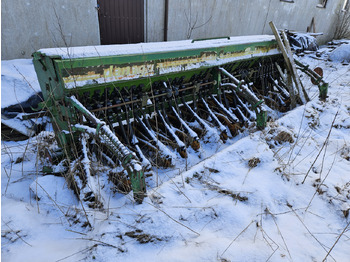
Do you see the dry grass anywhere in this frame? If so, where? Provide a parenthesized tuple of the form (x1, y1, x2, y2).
(334, 10, 350, 39)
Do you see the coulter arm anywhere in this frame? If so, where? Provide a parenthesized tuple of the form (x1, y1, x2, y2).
(68, 96, 146, 203)
(219, 67, 267, 129)
(294, 59, 329, 100)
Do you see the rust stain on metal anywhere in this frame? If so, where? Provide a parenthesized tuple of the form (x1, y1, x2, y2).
(62, 45, 278, 87)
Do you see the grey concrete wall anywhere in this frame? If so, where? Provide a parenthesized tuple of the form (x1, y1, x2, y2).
(145, 0, 166, 42)
(1, 0, 100, 60)
(2, 0, 344, 60)
(146, 0, 344, 44)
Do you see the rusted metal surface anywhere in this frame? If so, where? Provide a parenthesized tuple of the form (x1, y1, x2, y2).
(60, 45, 278, 88)
(311, 67, 323, 85)
(90, 81, 216, 113)
(98, 0, 144, 45)
(32, 36, 296, 205)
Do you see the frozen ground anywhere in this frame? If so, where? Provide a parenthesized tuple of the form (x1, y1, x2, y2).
(2, 42, 350, 262)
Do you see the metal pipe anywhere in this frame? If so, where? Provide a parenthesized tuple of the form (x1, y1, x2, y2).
(164, 0, 169, 41)
(91, 81, 216, 112)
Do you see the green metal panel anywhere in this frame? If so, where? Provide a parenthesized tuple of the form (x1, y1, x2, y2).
(32, 37, 286, 203)
(34, 39, 279, 93)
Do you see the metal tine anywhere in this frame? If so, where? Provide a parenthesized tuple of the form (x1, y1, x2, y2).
(263, 96, 280, 109)
(225, 96, 249, 123)
(141, 139, 172, 167)
(151, 104, 174, 139)
(263, 77, 288, 109)
(136, 137, 172, 168)
(214, 112, 240, 137)
(156, 108, 187, 158)
(275, 92, 287, 108)
(222, 84, 255, 119)
(170, 84, 182, 117)
(133, 126, 162, 154)
(140, 107, 153, 131)
(137, 137, 159, 153)
(136, 115, 173, 149)
(134, 110, 176, 164)
(268, 91, 286, 109)
(153, 131, 174, 145)
(155, 94, 184, 142)
(127, 121, 152, 170)
(135, 110, 158, 141)
(245, 81, 261, 99)
(206, 92, 242, 137)
(142, 103, 179, 148)
(169, 85, 189, 124)
(233, 105, 249, 123)
(163, 81, 200, 150)
(125, 106, 134, 143)
(99, 103, 115, 133)
(276, 75, 294, 101)
(210, 94, 239, 124)
(221, 89, 231, 110)
(200, 97, 227, 141)
(180, 96, 211, 134)
(116, 110, 129, 145)
(160, 101, 172, 127)
(268, 76, 290, 100)
(220, 88, 248, 123)
(171, 106, 200, 151)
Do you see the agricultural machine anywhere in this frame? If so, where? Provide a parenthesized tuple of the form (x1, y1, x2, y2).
(32, 32, 327, 205)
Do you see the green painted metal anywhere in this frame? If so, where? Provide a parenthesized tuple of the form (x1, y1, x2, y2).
(294, 59, 328, 100)
(318, 83, 328, 101)
(219, 67, 268, 129)
(33, 39, 278, 97)
(252, 100, 267, 130)
(256, 111, 267, 130)
(54, 40, 277, 69)
(67, 96, 146, 203)
(32, 37, 284, 203)
(191, 36, 230, 43)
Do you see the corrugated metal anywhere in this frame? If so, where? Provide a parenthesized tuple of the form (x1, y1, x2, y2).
(98, 0, 144, 45)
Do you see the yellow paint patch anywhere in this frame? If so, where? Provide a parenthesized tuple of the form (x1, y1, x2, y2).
(62, 45, 277, 87)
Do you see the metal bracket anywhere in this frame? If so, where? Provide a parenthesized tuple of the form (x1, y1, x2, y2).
(142, 94, 150, 107)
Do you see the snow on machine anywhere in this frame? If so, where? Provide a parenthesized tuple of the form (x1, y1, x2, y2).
(32, 32, 327, 204)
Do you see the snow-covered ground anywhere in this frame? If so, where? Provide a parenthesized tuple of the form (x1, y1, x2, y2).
(2, 42, 350, 262)
(1, 59, 41, 109)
